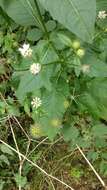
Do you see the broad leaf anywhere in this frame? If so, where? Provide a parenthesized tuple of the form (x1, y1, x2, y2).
(92, 124, 107, 138)
(62, 125, 79, 142)
(39, 0, 96, 43)
(16, 66, 53, 102)
(39, 85, 69, 140)
(14, 174, 27, 188)
(79, 79, 107, 120)
(82, 54, 107, 77)
(27, 28, 43, 42)
(0, 0, 42, 27)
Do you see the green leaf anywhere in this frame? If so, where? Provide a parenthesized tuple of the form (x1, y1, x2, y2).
(73, 57, 81, 77)
(16, 66, 53, 102)
(57, 33, 72, 47)
(0, 144, 13, 156)
(40, 116, 61, 140)
(27, 28, 43, 41)
(43, 89, 67, 118)
(46, 20, 56, 32)
(79, 78, 107, 120)
(39, 0, 96, 43)
(62, 125, 79, 142)
(14, 174, 27, 188)
(39, 86, 69, 140)
(82, 54, 107, 77)
(100, 161, 107, 176)
(87, 151, 99, 162)
(0, 0, 41, 27)
(34, 40, 58, 65)
(0, 180, 5, 190)
(92, 124, 107, 137)
(0, 155, 10, 166)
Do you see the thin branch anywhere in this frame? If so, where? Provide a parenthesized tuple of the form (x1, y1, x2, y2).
(8, 117, 22, 190)
(0, 139, 75, 190)
(76, 144, 105, 188)
(45, 177, 56, 190)
(12, 116, 31, 174)
(28, 137, 48, 157)
(13, 116, 30, 141)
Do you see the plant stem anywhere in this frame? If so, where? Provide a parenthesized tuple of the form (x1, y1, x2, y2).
(76, 144, 105, 188)
(34, 0, 64, 61)
(34, 0, 49, 39)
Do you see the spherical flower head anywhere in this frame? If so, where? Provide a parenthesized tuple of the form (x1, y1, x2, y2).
(76, 48, 85, 58)
(51, 119, 61, 128)
(30, 63, 41, 75)
(63, 100, 70, 109)
(19, 43, 32, 57)
(81, 64, 90, 74)
(98, 10, 107, 19)
(30, 123, 43, 138)
(31, 97, 42, 109)
(72, 40, 80, 50)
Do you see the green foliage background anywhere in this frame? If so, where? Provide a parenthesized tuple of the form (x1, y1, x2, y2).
(0, 0, 107, 189)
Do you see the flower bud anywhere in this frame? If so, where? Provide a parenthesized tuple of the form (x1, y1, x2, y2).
(76, 48, 85, 58)
(63, 100, 70, 109)
(72, 40, 80, 50)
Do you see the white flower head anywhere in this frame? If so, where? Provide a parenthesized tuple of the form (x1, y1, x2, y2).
(19, 43, 32, 57)
(81, 64, 90, 74)
(31, 97, 42, 109)
(98, 10, 107, 19)
(30, 63, 41, 75)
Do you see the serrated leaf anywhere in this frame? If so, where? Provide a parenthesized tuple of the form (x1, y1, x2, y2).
(27, 28, 43, 41)
(39, 86, 69, 140)
(78, 78, 107, 120)
(39, 0, 96, 43)
(40, 116, 61, 140)
(43, 87, 68, 117)
(14, 174, 27, 188)
(62, 125, 79, 142)
(92, 124, 107, 137)
(46, 20, 56, 32)
(87, 151, 99, 161)
(16, 66, 53, 102)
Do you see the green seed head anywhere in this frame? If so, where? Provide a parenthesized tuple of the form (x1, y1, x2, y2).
(72, 40, 80, 50)
(63, 100, 70, 109)
(51, 119, 61, 128)
(30, 123, 43, 138)
(76, 48, 85, 58)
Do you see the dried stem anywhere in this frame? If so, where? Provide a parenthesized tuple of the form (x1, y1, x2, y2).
(76, 144, 105, 188)
(0, 139, 75, 190)
(8, 117, 22, 190)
